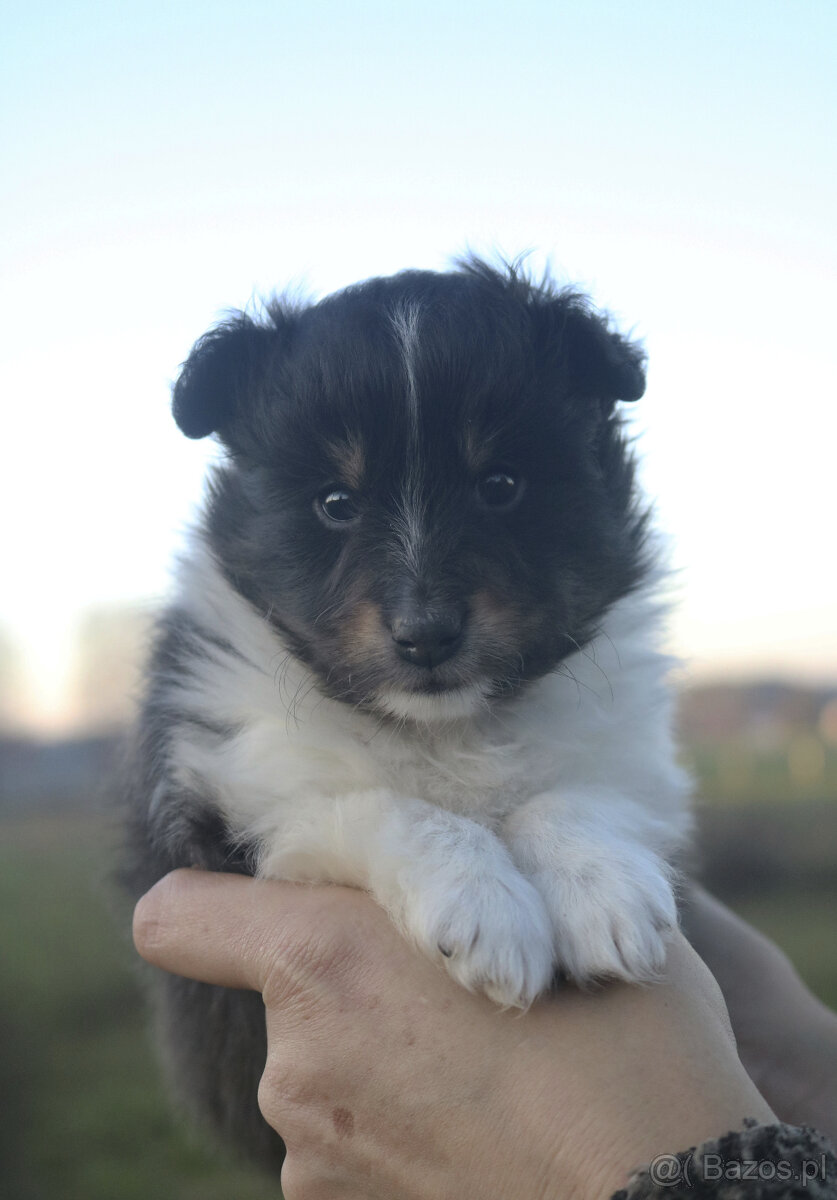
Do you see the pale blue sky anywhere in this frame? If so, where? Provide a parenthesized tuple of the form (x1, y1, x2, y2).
(2, 1, 836, 728)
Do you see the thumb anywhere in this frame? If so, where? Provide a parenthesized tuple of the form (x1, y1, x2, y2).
(132, 869, 365, 995)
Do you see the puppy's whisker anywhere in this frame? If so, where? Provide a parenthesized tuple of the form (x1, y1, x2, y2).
(595, 626, 623, 670)
(312, 594, 349, 629)
(556, 661, 585, 708)
(561, 632, 614, 703)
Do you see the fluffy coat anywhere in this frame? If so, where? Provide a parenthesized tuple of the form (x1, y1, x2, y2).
(123, 258, 691, 1169)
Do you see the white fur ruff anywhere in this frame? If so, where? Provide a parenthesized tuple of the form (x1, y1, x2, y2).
(157, 540, 691, 1007)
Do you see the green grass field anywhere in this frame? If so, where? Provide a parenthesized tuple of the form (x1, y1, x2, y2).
(0, 813, 280, 1200)
(1, 805, 834, 1199)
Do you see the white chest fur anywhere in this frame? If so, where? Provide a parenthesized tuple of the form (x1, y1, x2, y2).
(157, 543, 691, 1005)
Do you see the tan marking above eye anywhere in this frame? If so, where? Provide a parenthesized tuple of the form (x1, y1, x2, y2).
(326, 435, 366, 492)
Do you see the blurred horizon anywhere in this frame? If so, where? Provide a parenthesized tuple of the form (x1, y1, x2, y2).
(3, 0, 836, 728)
(2, 593, 836, 747)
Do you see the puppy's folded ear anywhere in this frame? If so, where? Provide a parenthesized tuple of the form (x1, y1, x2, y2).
(537, 297, 646, 407)
(172, 315, 276, 441)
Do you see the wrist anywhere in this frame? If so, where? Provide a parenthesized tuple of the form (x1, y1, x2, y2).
(504, 941, 776, 1200)
(483, 1024, 772, 1200)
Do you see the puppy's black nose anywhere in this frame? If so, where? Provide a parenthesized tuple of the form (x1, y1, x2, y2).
(391, 608, 464, 669)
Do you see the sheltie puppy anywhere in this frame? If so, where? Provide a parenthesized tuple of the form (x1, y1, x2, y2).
(123, 256, 690, 1169)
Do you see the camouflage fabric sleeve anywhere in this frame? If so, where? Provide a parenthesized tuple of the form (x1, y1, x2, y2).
(612, 1122, 836, 1200)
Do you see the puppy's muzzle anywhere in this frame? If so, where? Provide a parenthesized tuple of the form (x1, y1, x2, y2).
(390, 605, 465, 670)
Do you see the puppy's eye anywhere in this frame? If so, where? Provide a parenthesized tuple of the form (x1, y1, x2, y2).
(318, 487, 360, 525)
(476, 471, 524, 510)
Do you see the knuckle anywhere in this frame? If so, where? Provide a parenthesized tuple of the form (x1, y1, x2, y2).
(260, 897, 371, 1008)
(256, 1063, 285, 1130)
(257, 1051, 318, 1133)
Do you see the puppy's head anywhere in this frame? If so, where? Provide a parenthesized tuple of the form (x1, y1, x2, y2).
(173, 257, 648, 721)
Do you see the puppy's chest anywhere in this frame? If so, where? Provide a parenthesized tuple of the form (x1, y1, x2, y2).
(368, 732, 539, 821)
(166, 619, 568, 830)
(174, 704, 548, 830)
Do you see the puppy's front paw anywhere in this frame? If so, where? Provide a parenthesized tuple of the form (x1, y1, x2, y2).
(537, 855, 677, 986)
(405, 869, 555, 1008)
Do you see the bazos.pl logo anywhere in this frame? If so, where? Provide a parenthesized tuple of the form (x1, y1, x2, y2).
(648, 1152, 831, 1189)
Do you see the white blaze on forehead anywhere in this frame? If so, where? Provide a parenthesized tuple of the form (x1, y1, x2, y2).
(389, 300, 422, 443)
(389, 299, 426, 577)
(391, 485, 426, 578)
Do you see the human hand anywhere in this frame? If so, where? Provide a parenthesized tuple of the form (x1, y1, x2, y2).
(134, 871, 773, 1200)
(682, 884, 837, 1143)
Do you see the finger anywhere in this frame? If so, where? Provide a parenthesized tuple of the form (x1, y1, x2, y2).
(133, 870, 274, 990)
(133, 869, 364, 993)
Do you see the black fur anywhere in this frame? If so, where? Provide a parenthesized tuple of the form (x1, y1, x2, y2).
(122, 255, 649, 1174)
(120, 614, 282, 1167)
(190, 259, 647, 705)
